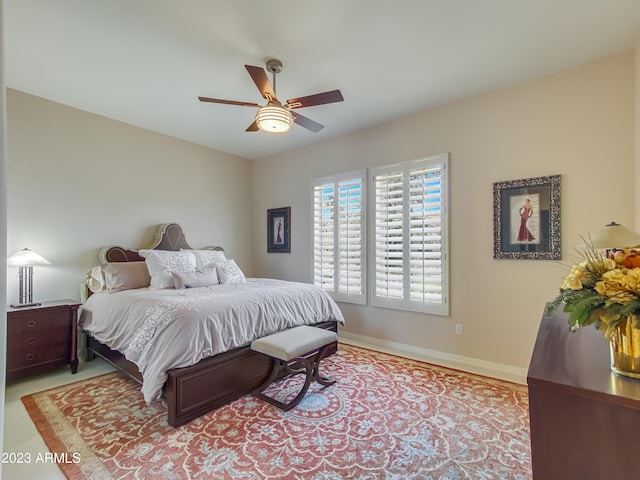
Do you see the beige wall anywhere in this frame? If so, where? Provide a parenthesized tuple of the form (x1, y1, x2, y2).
(6, 89, 253, 304)
(5, 51, 636, 378)
(252, 51, 636, 374)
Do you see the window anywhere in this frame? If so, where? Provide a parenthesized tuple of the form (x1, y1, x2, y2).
(371, 154, 449, 315)
(312, 170, 366, 304)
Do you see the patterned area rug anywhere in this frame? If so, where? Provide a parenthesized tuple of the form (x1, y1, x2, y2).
(22, 344, 532, 479)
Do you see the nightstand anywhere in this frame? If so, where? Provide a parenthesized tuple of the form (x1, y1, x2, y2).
(6, 299, 81, 381)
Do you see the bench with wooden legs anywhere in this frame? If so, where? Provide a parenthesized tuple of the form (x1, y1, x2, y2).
(250, 325, 337, 411)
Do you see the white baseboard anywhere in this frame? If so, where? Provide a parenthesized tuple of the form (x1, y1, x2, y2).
(338, 331, 527, 385)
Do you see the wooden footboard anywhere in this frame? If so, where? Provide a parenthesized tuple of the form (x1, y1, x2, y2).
(84, 321, 338, 427)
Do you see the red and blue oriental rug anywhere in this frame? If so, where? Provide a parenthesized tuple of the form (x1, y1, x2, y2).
(22, 344, 532, 479)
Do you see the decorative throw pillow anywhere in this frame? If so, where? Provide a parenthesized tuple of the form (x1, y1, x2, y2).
(103, 262, 151, 292)
(172, 267, 219, 289)
(138, 249, 197, 289)
(86, 266, 106, 293)
(216, 259, 246, 284)
(188, 249, 226, 269)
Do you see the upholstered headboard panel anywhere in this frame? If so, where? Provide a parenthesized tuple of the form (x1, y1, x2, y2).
(98, 223, 223, 263)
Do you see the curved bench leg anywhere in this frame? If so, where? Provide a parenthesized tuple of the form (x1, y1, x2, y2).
(280, 357, 314, 411)
(252, 357, 283, 396)
(313, 344, 336, 387)
(252, 343, 336, 411)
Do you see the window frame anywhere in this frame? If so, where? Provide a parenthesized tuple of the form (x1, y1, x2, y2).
(369, 154, 449, 315)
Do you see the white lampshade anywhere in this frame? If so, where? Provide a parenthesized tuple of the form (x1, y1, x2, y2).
(7, 247, 52, 266)
(7, 247, 51, 307)
(587, 222, 640, 249)
(256, 103, 293, 133)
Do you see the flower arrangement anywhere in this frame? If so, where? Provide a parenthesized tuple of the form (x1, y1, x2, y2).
(546, 246, 640, 339)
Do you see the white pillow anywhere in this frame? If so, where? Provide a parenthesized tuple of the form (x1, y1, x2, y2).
(172, 267, 219, 289)
(86, 266, 106, 293)
(138, 249, 197, 289)
(216, 259, 246, 284)
(188, 249, 226, 269)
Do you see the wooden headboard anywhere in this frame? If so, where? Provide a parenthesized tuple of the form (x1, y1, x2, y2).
(98, 223, 224, 263)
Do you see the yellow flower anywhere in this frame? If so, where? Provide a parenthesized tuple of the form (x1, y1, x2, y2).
(561, 262, 588, 290)
(595, 268, 640, 305)
(626, 267, 640, 285)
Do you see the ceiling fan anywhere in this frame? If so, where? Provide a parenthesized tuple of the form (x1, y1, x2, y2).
(198, 59, 344, 134)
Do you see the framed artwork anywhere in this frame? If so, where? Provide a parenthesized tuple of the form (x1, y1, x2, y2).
(267, 207, 291, 253)
(493, 175, 561, 260)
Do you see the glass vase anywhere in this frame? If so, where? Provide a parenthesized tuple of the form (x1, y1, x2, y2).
(609, 317, 640, 379)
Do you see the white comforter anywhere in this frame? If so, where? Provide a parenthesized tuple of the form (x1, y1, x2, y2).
(79, 278, 344, 402)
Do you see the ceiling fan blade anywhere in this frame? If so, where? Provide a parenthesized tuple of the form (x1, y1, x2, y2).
(246, 120, 259, 132)
(245, 65, 277, 101)
(292, 111, 324, 133)
(286, 89, 344, 109)
(198, 97, 260, 108)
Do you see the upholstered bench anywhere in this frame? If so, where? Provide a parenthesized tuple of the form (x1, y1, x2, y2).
(251, 325, 337, 411)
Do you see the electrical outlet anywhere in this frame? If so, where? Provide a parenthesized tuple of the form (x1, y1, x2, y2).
(455, 324, 463, 335)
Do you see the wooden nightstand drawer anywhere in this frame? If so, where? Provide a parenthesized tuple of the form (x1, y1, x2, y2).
(7, 308, 71, 335)
(6, 300, 80, 381)
(8, 329, 69, 353)
(7, 344, 68, 371)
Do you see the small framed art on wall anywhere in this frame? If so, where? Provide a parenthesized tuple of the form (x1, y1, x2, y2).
(267, 207, 291, 253)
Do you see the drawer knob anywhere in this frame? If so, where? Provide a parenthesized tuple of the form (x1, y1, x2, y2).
(26, 320, 36, 328)
(25, 353, 35, 361)
(26, 337, 35, 345)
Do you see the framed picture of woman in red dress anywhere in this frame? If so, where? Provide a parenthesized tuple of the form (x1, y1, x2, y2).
(493, 175, 560, 259)
(267, 207, 291, 253)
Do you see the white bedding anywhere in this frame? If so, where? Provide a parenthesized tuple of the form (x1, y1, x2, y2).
(79, 278, 344, 402)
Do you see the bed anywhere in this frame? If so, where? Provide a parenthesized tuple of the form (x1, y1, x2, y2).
(79, 223, 344, 427)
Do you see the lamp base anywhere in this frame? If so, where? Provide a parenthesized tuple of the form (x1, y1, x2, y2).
(10, 301, 41, 308)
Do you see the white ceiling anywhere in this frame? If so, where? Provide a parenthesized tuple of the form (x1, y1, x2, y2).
(4, 0, 640, 160)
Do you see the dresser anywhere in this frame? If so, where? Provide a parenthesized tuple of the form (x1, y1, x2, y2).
(527, 308, 640, 479)
(6, 300, 80, 381)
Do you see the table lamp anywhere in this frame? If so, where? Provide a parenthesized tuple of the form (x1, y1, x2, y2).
(588, 221, 640, 249)
(7, 247, 51, 308)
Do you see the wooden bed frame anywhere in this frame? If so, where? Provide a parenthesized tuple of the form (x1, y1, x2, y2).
(82, 223, 338, 427)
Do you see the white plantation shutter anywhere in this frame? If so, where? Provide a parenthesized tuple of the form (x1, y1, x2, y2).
(371, 154, 449, 315)
(374, 171, 404, 300)
(312, 170, 366, 304)
(313, 183, 335, 292)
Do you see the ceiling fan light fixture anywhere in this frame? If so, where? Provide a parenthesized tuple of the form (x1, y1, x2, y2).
(256, 104, 293, 133)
